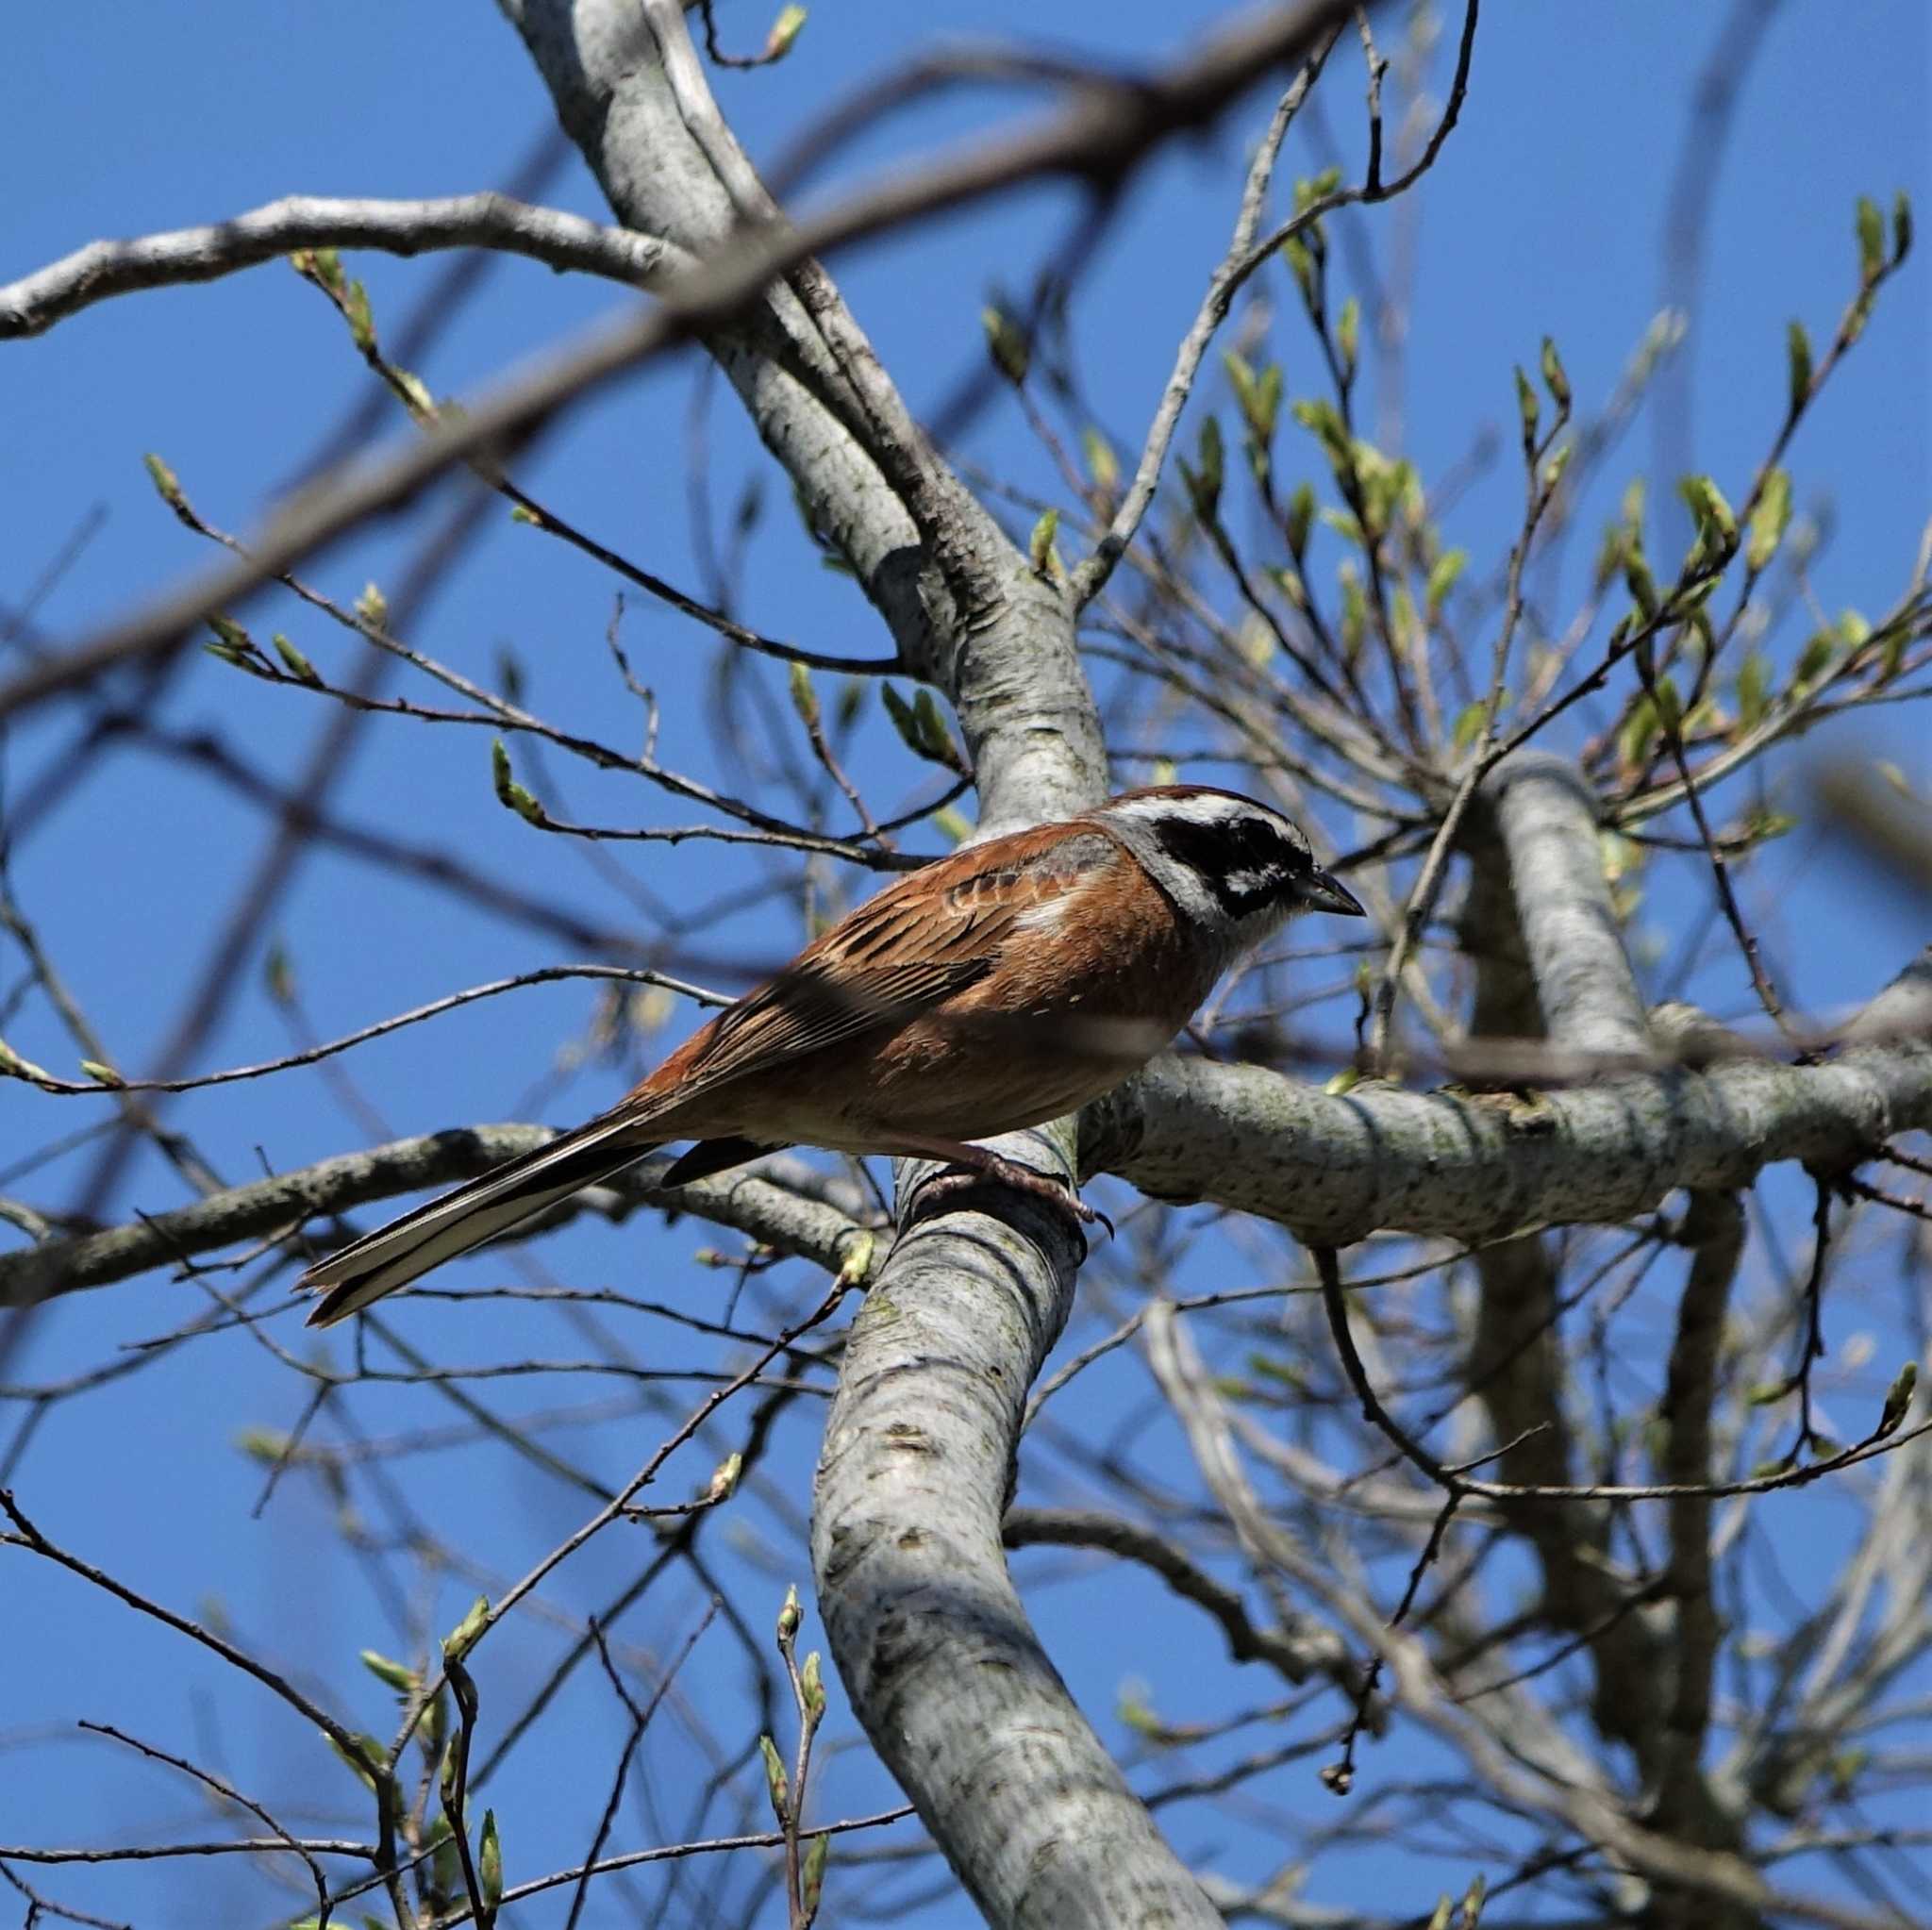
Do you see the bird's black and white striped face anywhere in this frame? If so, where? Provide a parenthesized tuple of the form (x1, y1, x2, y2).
(1098, 785, 1363, 940)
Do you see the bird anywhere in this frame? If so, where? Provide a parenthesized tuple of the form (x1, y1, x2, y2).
(298, 785, 1364, 1325)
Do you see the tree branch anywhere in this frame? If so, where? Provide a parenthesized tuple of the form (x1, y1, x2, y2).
(0, 193, 682, 339)
(1085, 950, 1932, 1242)
(0, 1130, 875, 1311)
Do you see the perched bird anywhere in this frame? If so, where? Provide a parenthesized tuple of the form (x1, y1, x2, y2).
(299, 785, 1363, 1325)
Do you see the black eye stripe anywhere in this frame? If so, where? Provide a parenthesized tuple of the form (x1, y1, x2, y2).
(1151, 813, 1309, 917)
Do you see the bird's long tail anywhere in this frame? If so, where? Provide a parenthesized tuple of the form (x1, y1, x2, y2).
(300, 1115, 661, 1328)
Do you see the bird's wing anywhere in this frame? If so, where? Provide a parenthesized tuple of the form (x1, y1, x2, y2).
(666, 825, 1116, 1094)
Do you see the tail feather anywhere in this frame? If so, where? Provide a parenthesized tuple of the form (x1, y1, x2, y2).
(301, 1116, 660, 1327)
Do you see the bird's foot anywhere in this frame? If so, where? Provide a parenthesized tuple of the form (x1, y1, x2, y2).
(902, 1142, 1111, 1242)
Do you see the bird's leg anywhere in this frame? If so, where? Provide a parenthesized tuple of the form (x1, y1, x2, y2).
(895, 1136, 1110, 1240)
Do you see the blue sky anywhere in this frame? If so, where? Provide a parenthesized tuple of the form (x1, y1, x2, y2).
(2, 4, 1927, 1926)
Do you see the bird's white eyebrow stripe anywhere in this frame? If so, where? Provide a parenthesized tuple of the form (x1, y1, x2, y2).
(1106, 793, 1254, 827)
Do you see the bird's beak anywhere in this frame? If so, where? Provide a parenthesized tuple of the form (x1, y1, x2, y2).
(1301, 867, 1366, 917)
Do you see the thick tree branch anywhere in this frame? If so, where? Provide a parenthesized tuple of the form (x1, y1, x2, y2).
(812, 1126, 1225, 1928)
(1085, 951, 1932, 1242)
(0, 194, 681, 339)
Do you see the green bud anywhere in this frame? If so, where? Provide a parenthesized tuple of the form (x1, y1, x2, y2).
(392, 368, 437, 422)
(78, 1059, 123, 1086)
(1856, 193, 1885, 283)
(764, 3, 808, 59)
(1786, 320, 1813, 417)
(1677, 474, 1737, 558)
(1539, 336, 1571, 411)
(787, 660, 820, 731)
(1279, 233, 1317, 305)
(1185, 415, 1224, 523)
(1877, 1361, 1918, 1437)
(1027, 506, 1060, 578)
(759, 1733, 790, 1819)
(1619, 693, 1659, 770)
(1746, 469, 1791, 572)
(1892, 189, 1913, 265)
(353, 582, 388, 631)
(776, 1583, 802, 1647)
(326, 1730, 387, 1791)
(1422, 552, 1460, 618)
(359, 1650, 418, 1695)
(343, 280, 375, 357)
(1283, 481, 1315, 561)
(477, 1808, 502, 1909)
(441, 1594, 490, 1665)
(1735, 652, 1771, 731)
(704, 1452, 743, 1504)
(800, 1649, 825, 1721)
(1081, 426, 1119, 496)
(270, 632, 322, 685)
(142, 452, 189, 518)
(1336, 296, 1359, 383)
(489, 740, 546, 827)
(1792, 629, 1837, 689)
(980, 306, 1029, 386)
(1513, 365, 1540, 452)
(802, 1832, 829, 1919)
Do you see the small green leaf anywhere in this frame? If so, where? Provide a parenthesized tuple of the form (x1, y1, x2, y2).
(142, 452, 188, 516)
(1081, 426, 1119, 496)
(343, 280, 375, 356)
(764, 3, 808, 58)
(1619, 693, 1659, 769)
(1651, 674, 1683, 735)
(1678, 474, 1737, 558)
(1746, 468, 1791, 572)
(787, 660, 819, 731)
(1539, 335, 1571, 411)
(759, 1733, 790, 1819)
(1792, 630, 1837, 689)
(1424, 548, 1467, 618)
(489, 740, 545, 826)
(441, 1594, 490, 1664)
(1452, 699, 1488, 753)
(1283, 481, 1315, 560)
(360, 1650, 417, 1695)
(477, 1808, 502, 1910)
(1877, 1361, 1918, 1437)
(1786, 320, 1813, 416)
(354, 582, 388, 632)
(802, 1831, 829, 1919)
(1280, 232, 1317, 305)
(981, 306, 1028, 385)
(1856, 193, 1885, 283)
(1028, 506, 1060, 578)
(1336, 296, 1359, 383)
(701, 1451, 743, 1505)
(1188, 415, 1224, 523)
(325, 1730, 387, 1792)
(270, 632, 322, 685)
(1623, 544, 1659, 621)
(1735, 652, 1771, 731)
(881, 683, 963, 772)
(1513, 365, 1540, 452)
